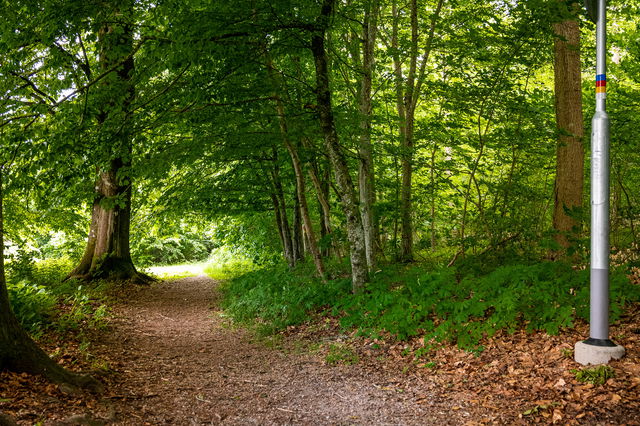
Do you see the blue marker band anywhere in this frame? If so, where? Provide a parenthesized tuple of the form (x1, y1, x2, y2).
(596, 74, 606, 81)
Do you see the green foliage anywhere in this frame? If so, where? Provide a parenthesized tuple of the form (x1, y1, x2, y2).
(6, 256, 110, 335)
(132, 231, 214, 267)
(572, 365, 615, 385)
(338, 262, 637, 349)
(6, 281, 56, 335)
(56, 289, 110, 333)
(220, 260, 640, 350)
(219, 260, 350, 331)
(209, 215, 283, 266)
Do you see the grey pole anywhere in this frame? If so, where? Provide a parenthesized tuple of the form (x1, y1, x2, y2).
(589, 0, 610, 345)
(574, 0, 625, 365)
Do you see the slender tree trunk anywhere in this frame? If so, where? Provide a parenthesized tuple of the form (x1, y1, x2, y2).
(270, 191, 287, 259)
(552, 11, 584, 252)
(265, 56, 325, 277)
(429, 142, 437, 249)
(358, 0, 380, 270)
(292, 190, 304, 261)
(393, 0, 444, 262)
(311, 0, 368, 291)
(303, 138, 335, 257)
(399, 0, 420, 263)
(391, 1, 408, 261)
(68, 0, 149, 283)
(0, 169, 101, 392)
(270, 159, 296, 266)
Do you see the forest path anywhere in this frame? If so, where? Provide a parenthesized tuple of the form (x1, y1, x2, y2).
(93, 275, 466, 425)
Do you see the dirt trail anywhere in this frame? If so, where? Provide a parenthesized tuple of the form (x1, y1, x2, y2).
(92, 276, 466, 425)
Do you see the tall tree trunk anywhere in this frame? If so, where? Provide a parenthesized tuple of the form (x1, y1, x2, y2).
(265, 56, 325, 277)
(392, 0, 443, 262)
(0, 169, 101, 392)
(391, 0, 408, 261)
(68, 0, 148, 283)
(311, 0, 368, 292)
(358, 0, 380, 270)
(552, 10, 584, 252)
(398, 0, 420, 263)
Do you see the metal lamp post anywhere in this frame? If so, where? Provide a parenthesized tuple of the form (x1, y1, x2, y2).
(574, 0, 625, 365)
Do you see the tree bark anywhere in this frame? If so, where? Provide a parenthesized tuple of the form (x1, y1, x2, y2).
(68, 0, 149, 283)
(311, 0, 368, 292)
(358, 0, 380, 270)
(552, 10, 584, 252)
(0, 170, 101, 392)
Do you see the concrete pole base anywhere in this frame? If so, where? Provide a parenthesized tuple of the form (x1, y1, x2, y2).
(574, 340, 625, 365)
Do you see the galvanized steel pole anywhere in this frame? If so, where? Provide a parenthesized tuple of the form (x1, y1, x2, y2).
(575, 0, 625, 364)
(589, 0, 610, 345)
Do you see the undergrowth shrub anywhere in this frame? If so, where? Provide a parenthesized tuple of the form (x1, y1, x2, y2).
(221, 260, 640, 350)
(6, 254, 111, 336)
(219, 260, 350, 331)
(6, 281, 56, 335)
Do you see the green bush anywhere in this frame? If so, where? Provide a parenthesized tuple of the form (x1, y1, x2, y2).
(6, 256, 110, 336)
(31, 257, 75, 286)
(220, 260, 350, 331)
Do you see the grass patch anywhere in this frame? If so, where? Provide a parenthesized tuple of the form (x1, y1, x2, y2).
(325, 343, 359, 365)
(203, 247, 261, 280)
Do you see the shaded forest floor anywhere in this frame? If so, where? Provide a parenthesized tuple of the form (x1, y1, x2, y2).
(1, 275, 639, 424)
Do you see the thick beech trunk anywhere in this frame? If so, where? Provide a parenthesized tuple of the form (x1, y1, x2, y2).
(311, 0, 368, 291)
(552, 12, 584, 252)
(68, 1, 148, 283)
(358, 0, 380, 270)
(0, 171, 100, 392)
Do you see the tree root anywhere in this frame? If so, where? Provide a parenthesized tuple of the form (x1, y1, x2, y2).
(1, 323, 103, 394)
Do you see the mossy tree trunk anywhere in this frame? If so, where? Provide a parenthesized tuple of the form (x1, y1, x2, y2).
(67, 0, 149, 283)
(311, 0, 369, 292)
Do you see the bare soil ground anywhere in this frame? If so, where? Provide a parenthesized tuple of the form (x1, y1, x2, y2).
(1, 276, 467, 425)
(1, 275, 639, 425)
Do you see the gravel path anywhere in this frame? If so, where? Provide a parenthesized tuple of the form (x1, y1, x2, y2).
(93, 276, 467, 425)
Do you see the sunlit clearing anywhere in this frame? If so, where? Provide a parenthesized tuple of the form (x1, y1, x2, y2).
(146, 263, 207, 279)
